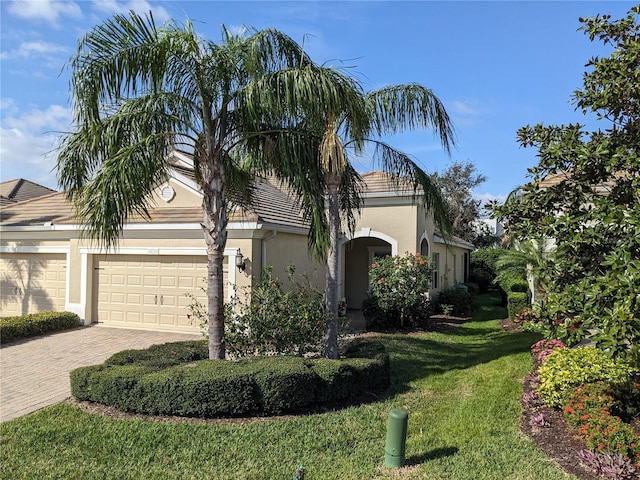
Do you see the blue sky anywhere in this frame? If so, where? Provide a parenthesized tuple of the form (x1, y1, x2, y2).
(1, 1, 636, 206)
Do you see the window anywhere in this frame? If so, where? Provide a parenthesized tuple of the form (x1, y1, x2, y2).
(432, 252, 439, 289)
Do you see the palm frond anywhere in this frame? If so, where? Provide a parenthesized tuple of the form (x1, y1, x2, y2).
(366, 83, 456, 153)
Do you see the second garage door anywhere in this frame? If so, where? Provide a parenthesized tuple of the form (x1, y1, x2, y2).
(0, 253, 67, 317)
(93, 255, 227, 333)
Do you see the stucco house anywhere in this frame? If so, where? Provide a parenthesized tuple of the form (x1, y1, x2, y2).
(0, 150, 472, 333)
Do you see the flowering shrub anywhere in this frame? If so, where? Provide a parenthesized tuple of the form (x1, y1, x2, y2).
(536, 347, 637, 407)
(562, 383, 640, 464)
(366, 252, 434, 329)
(187, 265, 337, 358)
(530, 338, 566, 366)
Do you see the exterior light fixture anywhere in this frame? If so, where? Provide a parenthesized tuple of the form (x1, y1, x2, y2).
(235, 249, 245, 272)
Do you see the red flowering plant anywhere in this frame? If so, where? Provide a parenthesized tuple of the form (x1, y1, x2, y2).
(562, 382, 640, 465)
(367, 252, 434, 329)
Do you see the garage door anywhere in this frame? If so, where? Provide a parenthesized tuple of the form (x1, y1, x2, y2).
(0, 253, 67, 317)
(93, 255, 227, 332)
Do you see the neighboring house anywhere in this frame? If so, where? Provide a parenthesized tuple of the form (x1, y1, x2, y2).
(0, 151, 472, 331)
(0, 179, 56, 203)
(474, 218, 504, 237)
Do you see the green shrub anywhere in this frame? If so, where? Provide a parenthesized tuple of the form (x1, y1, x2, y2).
(105, 341, 209, 369)
(537, 347, 638, 407)
(188, 265, 333, 357)
(510, 281, 529, 293)
(366, 252, 434, 329)
(0, 311, 80, 344)
(465, 282, 480, 296)
(249, 357, 317, 414)
(507, 292, 528, 320)
(70, 340, 390, 418)
(436, 288, 473, 317)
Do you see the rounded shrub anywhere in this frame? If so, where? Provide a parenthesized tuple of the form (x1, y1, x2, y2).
(537, 347, 638, 407)
(70, 340, 390, 418)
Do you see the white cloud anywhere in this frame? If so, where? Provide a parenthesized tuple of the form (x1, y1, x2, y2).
(0, 104, 72, 189)
(450, 100, 488, 127)
(7, 0, 82, 27)
(91, 0, 170, 23)
(0, 40, 67, 60)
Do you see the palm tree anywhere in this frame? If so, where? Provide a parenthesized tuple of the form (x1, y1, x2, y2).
(494, 238, 552, 304)
(56, 11, 362, 359)
(317, 85, 456, 358)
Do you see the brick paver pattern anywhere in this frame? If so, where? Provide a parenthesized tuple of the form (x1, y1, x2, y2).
(0, 326, 201, 422)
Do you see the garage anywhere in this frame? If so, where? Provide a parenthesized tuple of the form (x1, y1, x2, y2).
(0, 253, 67, 317)
(93, 254, 227, 333)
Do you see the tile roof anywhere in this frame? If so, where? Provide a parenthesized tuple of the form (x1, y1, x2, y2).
(0, 172, 307, 230)
(0, 179, 56, 203)
(360, 171, 417, 194)
(0, 196, 16, 207)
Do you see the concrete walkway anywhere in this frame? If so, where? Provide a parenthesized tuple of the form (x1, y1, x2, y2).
(0, 326, 201, 422)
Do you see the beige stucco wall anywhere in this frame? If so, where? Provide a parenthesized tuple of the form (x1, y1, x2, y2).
(353, 202, 418, 254)
(262, 231, 325, 290)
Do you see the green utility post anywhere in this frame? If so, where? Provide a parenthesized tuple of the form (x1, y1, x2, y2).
(384, 408, 408, 468)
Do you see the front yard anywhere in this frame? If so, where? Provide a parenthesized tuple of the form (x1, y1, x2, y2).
(0, 294, 578, 479)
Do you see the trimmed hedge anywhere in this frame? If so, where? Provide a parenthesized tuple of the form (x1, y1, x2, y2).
(70, 340, 390, 418)
(507, 292, 528, 320)
(0, 311, 80, 344)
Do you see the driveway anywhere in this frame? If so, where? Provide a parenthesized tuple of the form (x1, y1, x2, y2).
(0, 326, 201, 422)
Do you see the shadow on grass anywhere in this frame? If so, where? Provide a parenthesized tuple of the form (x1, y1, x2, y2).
(405, 446, 459, 466)
(384, 292, 540, 395)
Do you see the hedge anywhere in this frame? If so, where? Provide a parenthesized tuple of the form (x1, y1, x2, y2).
(0, 311, 80, 344)
(70, 339, 390, 418)
(507, 292, 529, 320)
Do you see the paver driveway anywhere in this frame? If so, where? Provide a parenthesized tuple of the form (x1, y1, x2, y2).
(0, 326, 201, 422)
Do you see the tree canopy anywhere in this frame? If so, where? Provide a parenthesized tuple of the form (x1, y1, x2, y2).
(57, 12, 365, 359)
(493, 5, 640, 358)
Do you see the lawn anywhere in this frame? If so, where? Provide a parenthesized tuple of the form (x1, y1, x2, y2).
(0, 293, 577, 479)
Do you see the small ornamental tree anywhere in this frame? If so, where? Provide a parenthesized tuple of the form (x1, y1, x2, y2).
(367, 252, 434, 328)
(493, 6, 640, 359)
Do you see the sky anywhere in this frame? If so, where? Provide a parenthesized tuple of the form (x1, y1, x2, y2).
(1, 0, 637, 208)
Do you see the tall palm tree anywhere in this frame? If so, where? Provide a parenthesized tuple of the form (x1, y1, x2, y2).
(318, 85, 456, 358)
(56, 11, 362, 359)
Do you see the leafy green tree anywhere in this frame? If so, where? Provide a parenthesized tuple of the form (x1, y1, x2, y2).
(316, 85, 455, 358)
(56, 12, 360, 359)
(493, 6, 640, 358)
(431, 160, 487, 243)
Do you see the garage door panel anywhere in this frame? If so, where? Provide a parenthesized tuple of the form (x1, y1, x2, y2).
(0, 253, 67, 316)
(94, 254, 223, 333)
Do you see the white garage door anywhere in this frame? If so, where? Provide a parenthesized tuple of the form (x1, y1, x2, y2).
(93, 255, 227, 333)
(0, 253, 67, 317)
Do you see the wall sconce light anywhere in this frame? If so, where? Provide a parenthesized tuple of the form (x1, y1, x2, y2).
(235, 249, 246, 272)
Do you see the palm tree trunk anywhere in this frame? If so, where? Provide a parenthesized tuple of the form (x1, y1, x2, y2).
(201, 158, 228, 360)
(325, 179, 340, 359)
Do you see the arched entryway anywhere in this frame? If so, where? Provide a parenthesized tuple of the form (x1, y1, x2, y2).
(340, 229, 397, 310)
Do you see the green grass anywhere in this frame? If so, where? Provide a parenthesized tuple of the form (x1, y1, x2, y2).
(0, 293, 577, 479)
